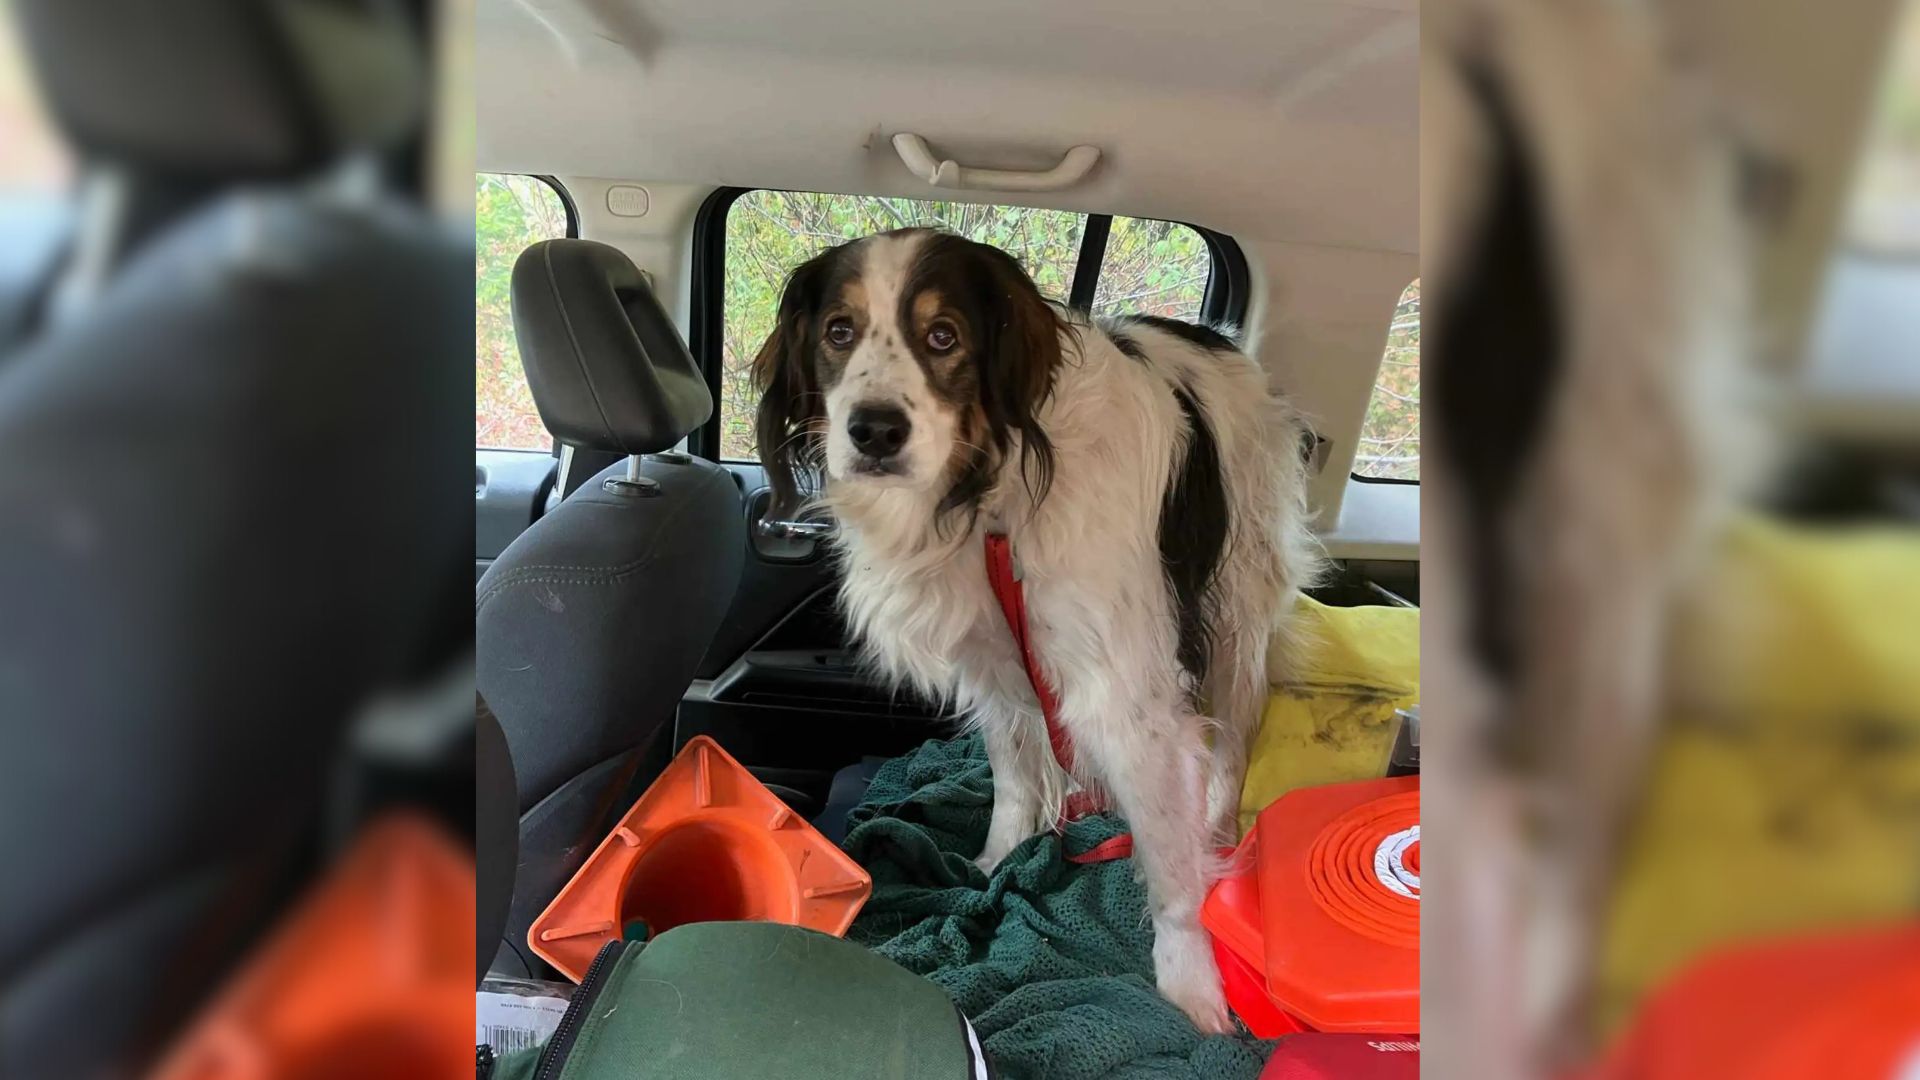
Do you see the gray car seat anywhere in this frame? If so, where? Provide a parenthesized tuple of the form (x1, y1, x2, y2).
(477, 239, 745, 977)
(0, 2, 469, 1076)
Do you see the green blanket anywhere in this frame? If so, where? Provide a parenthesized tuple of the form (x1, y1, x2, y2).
(842, 735, 1274, 1080)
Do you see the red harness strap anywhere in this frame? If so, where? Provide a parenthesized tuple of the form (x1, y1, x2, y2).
(983, 533, 1133, 863)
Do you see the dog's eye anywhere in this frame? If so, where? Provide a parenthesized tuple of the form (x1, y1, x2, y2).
(926, 324, 957, 353)
(825, 319, 856, 348)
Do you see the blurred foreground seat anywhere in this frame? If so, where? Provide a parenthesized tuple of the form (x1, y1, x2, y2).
(0, 2, 470, 1076)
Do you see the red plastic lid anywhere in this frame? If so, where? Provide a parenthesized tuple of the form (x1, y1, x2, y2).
(1214, 937, 1311, 1038)
(1257, 776, 1419, 1033)
(1588, 924, 1920, 1080)
(1204, 833, 1315, 1036)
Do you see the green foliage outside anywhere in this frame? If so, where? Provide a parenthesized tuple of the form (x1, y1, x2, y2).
(1355, 281, 1420, 482)
(719, 191, 1211, 460)
(476, 174, 569, 450)
(1090, 214, 1212, 318)
(473, 178, 1419, 480)
(1850, 6, 1920, 250)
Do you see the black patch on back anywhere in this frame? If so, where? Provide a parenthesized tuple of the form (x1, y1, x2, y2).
(1109, 329, 1149, 362)
(1159, 385, 1230, 693)
(1429, 60, 1566, 761)
(1123, 315, 1240, 353)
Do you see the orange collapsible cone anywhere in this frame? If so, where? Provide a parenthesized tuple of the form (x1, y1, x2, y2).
(528, 735, 872, 982)
(1257, 775, 1420, 1034)
(148, 815, 476, 1080)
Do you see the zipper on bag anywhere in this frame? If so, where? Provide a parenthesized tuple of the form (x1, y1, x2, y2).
(531, 939, 627, 1080)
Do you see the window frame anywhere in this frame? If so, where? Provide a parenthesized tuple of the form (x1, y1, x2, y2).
(534, 174, 583, 243)
(1350, 278, 1421, 486)
(475, 172, 578, 453)
(687, 186, 1249, 462)
(1350, 471, 1420, 487)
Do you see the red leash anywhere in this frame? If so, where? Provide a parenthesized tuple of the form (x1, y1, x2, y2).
(983, 533, 1133, 863)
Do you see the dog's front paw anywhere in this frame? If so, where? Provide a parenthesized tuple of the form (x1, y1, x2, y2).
(1154, 921, 1235, 1035)
(973, 839, 1014, 877)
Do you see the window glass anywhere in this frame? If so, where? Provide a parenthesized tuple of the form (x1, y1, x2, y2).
(0, 4, 70, 196)
(1846, 2, 1920, 254)
(720, 191, 1087, 460)
(1092, 216, 1211, 321)
(476, 174, 571, 450)
(1354, 280, 1420, 481)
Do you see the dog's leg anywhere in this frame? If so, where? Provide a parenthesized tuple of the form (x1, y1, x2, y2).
(1203, 626, 1272, 842)
(975, 706, 1054, 874)
(1083, 707, 1232, 1034)
(966, 662, 1062, 874)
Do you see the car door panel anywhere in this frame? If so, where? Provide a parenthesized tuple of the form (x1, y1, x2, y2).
(475, 448, 555, 579)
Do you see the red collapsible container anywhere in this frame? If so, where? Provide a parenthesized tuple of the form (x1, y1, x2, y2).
(1255, 776, 1419, 1034)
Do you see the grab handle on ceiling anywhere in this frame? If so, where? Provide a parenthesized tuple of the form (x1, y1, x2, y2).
(890, 133, 1101, 193)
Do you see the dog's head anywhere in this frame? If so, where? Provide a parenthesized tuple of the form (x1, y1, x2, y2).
(752, 229, 1065, 521)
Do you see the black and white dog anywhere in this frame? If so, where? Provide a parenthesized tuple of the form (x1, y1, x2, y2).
(753, 228, 1319, 1030)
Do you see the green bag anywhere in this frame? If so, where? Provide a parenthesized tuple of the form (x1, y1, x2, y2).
(482, 922, 993, 1080)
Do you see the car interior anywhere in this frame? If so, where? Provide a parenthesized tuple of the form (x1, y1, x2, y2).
(472, 0, 1918, 990)
(0, 0, 1908, 1073)
(471, 0, 1422, 982)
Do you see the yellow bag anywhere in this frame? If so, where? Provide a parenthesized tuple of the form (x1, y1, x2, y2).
(1598, 516, 1920, 1032)
(1237, 595, 1418, 836)
(1237, 516, 1920, 1032)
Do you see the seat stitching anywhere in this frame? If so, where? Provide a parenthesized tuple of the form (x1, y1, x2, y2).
(475, 467, 735, 611)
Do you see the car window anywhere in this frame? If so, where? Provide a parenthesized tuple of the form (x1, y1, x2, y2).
(476, 173, 572, 450)
(715, 193, 1239, 461)
(1091, 216, 1212, 321)
(0, 8, 67, 197)
(719, 191, 1088, 461)
(1354, 280, 1420, 482)
(1846, 2, 1919, 254)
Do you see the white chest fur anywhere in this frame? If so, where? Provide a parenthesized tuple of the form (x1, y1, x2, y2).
(831, 518, 1018, 712)
(825, 340, 1193, 742)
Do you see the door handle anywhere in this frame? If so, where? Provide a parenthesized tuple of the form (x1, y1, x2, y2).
(746, 489, 831, 562)
(758, 518, 834, 541)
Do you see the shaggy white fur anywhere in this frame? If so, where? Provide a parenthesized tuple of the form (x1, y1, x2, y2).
(1421, 0, 1762, 1074)
(758, 230, 1320, 1032)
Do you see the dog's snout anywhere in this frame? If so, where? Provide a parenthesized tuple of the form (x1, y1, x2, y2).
(847, 404, 911, 459)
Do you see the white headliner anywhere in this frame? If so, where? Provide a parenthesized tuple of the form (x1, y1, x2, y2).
(476, 0, 1418, 254)
(478, 0, 1423, 551)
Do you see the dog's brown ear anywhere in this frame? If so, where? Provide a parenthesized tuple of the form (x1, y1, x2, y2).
(970, 242, 1065, 505)
(753, 251, 835, 519)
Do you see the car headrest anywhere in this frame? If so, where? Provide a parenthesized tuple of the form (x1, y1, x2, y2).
(13, 0, 423, 179)
(511, 239, 713, 455)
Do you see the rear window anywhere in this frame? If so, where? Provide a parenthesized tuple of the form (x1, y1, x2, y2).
(0, 7, 68, 196)
(1091, 216, 1212, 321)
(1847, 2, 1920, 254)
(1353, 280, 1420, 482)
(714, 191, 1226, 461)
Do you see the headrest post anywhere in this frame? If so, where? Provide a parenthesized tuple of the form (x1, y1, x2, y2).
(48, 169, 130, 325)
(602, 455, 661, 499)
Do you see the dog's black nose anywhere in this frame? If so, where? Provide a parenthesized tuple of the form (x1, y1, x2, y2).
(847, 405, 911, 459)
